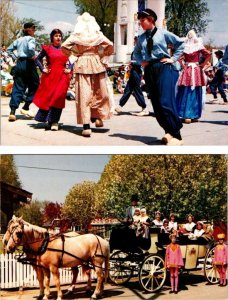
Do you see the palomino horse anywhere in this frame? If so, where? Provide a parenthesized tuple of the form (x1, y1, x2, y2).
(2, 216, 91, 299)
(5, 217, 109, 300)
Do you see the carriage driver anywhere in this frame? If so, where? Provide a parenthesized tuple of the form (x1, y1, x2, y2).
(125, 194, 140, 224)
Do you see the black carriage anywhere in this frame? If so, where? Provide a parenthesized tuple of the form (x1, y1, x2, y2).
(109, 225, 219, 292)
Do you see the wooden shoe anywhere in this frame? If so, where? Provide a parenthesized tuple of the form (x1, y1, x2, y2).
(161, 133, 173, 145)
(20, 108, 35, 118)
(184, 118, 191, 124)
(115, 106, 122, 114)
(8, 114, 16, 122)
(51, 123, 58, 131)
(82, 129, 92, 137)
(167, 138, 184, 146)
(95, 119, 104, 127)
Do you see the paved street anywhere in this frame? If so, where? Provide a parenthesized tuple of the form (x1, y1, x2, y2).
(1, 270, 227, 300)
(1, 93, 228, 146)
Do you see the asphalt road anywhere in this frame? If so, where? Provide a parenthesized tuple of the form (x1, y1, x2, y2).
(1, 270, 227, 300)
(1, 93, 228, 146)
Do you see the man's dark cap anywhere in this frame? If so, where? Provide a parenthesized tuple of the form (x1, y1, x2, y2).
(137, 9, 157, 21)
(131, 194, 139, 202)
(215, 50, 223, 57)
(23, 22, 36, 29)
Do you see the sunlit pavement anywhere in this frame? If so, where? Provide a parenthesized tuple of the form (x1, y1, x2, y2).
(1, 270, 227, 300)
(1, 93, 228, 146)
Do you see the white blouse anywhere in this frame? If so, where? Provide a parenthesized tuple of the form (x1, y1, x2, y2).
(184, 222, 196, 232)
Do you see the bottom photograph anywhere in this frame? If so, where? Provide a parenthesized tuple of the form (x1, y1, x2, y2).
(0, 154, 227, 300)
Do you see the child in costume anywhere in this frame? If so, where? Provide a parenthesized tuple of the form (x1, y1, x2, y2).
(213, 233, 227, 286)
(165, 233, 184, 294)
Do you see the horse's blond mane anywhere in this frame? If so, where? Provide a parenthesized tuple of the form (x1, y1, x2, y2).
(20, 219, 47, 239)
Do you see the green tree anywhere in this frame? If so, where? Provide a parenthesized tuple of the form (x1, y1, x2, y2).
(165, 0, 210, 36)
(0, 0, 21, 46)
(95, 155, 227, 221)
(73, 0, 117, 40)
(63, 181, 96, 229)
(15, 200, 45, 226)
(1, 155, 21, 187)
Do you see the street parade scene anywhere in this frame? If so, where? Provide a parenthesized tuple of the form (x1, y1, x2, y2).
(0, 0, 227, 300)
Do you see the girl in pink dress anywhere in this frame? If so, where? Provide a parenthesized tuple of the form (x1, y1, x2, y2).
(165, 234, 184, 294)
(213, 233, 227, 286)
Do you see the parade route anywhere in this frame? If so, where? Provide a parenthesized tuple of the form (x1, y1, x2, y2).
(1, 94, 228, 146)
(1, 271, 227, 300)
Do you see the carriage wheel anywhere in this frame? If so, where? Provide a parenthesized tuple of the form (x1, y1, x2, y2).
(139, 254, 166, 292)
(109, 250, 133, 285)
(204, 246, 219, 284)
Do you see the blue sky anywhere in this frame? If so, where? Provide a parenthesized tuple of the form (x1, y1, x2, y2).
(12, 0, 228, 46)
(14, 155, 111, 203)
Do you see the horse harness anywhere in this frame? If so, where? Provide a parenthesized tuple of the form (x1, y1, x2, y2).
(14, 230, 107, 271)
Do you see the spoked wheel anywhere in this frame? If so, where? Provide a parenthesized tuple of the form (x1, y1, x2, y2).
(139, 254, 166, 292)
(204, 246, 219, 284)
(109, 250, 134, 284)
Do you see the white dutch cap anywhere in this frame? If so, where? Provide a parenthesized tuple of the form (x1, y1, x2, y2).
(74, 12, 101, 36)
(140, 208, 146, 213)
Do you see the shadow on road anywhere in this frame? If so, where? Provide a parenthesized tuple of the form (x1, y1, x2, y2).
(213, 110, 228, 114)
(46, 286, 124, 300)
(199, 120, 228, 126)
(115, 273, 210, 300)
(109, 133, 161, 145)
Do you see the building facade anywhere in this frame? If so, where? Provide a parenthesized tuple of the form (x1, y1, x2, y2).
(114, 0, 166, 63)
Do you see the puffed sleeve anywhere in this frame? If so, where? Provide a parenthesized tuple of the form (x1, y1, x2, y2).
(164, 30, 185, 61)
(61, 34, 79, 57)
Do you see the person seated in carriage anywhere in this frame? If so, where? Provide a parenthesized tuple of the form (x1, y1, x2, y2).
(129, 207, 141, 230)
(169, 213, 178, 232)
(136, 208, 151, 236)
(135, 208, 151, 250)
(193, 221, 205, 238)
(152, 211, 163, 227)
(182, 214, 196, 235)
(160, 219, 169, 234)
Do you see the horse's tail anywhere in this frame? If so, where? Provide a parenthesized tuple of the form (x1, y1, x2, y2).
(104, 244, 110, 284)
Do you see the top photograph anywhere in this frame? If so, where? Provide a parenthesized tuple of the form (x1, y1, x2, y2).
(1, 0, 228, 146)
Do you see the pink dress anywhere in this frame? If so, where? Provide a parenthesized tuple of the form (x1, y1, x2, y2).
(213, 244, 228, 265)
(165, 244, 184, 268)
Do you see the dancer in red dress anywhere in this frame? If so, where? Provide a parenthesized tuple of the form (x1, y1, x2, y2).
(33, 29, 73, 130)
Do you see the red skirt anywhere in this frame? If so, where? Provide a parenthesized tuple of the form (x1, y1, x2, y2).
(33, 66, 72, 110)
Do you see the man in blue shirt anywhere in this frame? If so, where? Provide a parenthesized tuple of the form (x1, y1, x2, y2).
(7, 22, 39, 121)
(134, 9, 185, 145)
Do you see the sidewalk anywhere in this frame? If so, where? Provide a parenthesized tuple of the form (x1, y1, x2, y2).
(1, 94, 228, 146)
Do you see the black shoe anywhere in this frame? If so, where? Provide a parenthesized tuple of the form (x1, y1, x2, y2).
(169, 290, 174, 294)
(174, 291, 178, 294)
